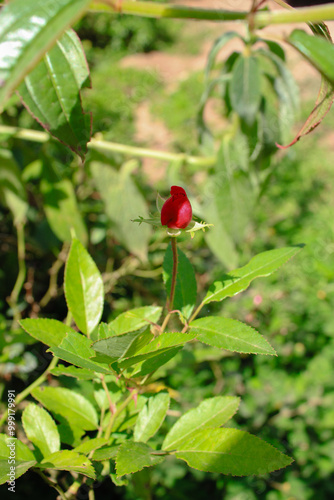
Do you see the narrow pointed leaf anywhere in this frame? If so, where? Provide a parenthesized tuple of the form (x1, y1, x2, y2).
(190, 317, 276, 356)
(0, 435, 36, 484)
(163, 244, 197, 320)
(205, 32, 243, 79)
(36, 450, 95, 479)
(22, 404, 60, 458)
(163, 396, 240, 451)
(0, 0, 91, 110)
(32, 386, 98, 431)
(175, 428, 293, 475)
(64, 238, 104, 335)
(134, 393, 170, 443)
(18, 30, 91, 159)
(203, 246, 303, 305)
(230, 55, 262, 125)
(116, 442, 164, 477)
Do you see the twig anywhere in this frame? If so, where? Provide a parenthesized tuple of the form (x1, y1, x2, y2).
(160, 238, 178, 333)
(7, 222, 26, 326)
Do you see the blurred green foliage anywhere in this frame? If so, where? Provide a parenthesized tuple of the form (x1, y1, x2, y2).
(1, 9, 334, 500)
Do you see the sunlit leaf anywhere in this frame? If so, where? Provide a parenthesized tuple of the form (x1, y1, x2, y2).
(163, 396, 240, 451)
(190, 317, 276, 355)
(175, 428, 293, 475)
(0, 0, 91, 110)
(18, 30, 91, 159)
(64, 238, 104, 335)
(203, 246, 303, 305)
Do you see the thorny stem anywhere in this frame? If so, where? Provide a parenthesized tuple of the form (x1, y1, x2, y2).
(94, 0, 249, 21)
(93, 1, 334, 25)
(160, 237, 178, 333)
(0, 125, 216, 169)
(7, 222, 26, 326)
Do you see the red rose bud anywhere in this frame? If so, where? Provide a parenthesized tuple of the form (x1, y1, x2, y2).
(161, 186, 192, 229)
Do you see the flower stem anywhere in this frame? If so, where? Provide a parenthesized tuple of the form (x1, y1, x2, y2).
(161, 238, 178, 333)
(169, 238, 178, 312)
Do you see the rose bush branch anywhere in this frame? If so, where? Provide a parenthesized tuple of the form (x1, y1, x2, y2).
(93, 0, 334, 25)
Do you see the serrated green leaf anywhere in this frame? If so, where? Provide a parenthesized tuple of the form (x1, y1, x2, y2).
(64, 238, 104, 335)
(32, 386, 98, 431)
(257, 46, 299, 145)
(50, 365, 96, 380)
(230, 55, 262, 125)
(18, 29, 91, 159)
(118, 332, 197, 370)
(203, 246, 303, 305)
(36, 450, 95, 479)
(175, 428, 293, 475)
(0, 149, 28, 224)
(126, 347, 183, 378)
(19, 318, 75, 347)
(0, 434, 36, 485)
(91, 161, 151, 261)
(109, 306, 162, 336)
(22, 403, 60, 458)
(134, 393, 170, 443)
(73, 438, 108, 455)
(0, 0, 91, 110)
(92, 331, 145, 363)
(162, 396, 240, 451)
(40, 175, 88, 246)
(116, 442, 164, 477)
(163, 244, 197, 320)
(92, 445, 119, 461)
(49, 330, 110, 374)
(190, 317, 276, 356)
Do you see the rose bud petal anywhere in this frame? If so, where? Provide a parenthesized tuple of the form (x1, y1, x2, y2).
(161, 186, 192, 229)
